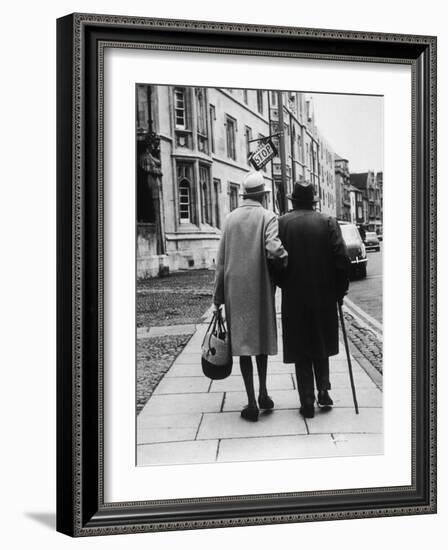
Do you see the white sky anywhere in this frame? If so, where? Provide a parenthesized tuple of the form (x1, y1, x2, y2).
(308, 93, 383, 174)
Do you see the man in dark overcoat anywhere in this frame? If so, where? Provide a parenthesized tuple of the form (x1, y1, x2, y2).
(278, 181, 350, 418)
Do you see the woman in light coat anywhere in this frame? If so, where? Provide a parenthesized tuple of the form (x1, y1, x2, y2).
(213, 172, 287, 421)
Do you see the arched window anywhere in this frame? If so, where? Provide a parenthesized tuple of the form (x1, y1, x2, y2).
(179, 179, 191, 223)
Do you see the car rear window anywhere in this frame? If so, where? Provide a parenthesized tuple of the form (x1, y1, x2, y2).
(340, 224, 361, 244)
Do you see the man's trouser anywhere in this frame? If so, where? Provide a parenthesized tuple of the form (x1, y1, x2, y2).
(294, 358, 331, 406)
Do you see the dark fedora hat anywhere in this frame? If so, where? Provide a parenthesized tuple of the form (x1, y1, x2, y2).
(287, 180, 317, 204)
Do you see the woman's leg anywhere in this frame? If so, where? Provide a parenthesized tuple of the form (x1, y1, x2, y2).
(256, 354, 274, 409)
(255, 354, 268, 398)
(239, 356, 257, 408)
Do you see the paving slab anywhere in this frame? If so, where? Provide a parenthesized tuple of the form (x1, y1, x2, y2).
(329, 387, 383, 408)
(175, 352, 202, 360)
(139, 392, 224, 417)
(197, 409, 307, 440)
(138, 440, 219, 466)
(165, 364, 205, 377)
(148, 324, 197, 338)
(328, 361, 365, 374)
(165, 362, 296, 378)
(153, 376, 211, 395)
(222, 390, 300, 412)
(209, 373, 294, 393)
(331, 433, 384, 456)
(174, 355, 204, 365)
(137, 413, 202, 444)
(306, 407, 383, 434)
(217, 434, 337, 462)
(221, 387, 382, 412)
(330, 371, 373, 388)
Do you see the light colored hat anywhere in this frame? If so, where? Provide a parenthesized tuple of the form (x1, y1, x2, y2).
(241, 171, 269, 198)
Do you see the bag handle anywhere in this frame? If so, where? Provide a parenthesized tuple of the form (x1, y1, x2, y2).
(205, 309, 220, 352)
(217, 309, 227, 335)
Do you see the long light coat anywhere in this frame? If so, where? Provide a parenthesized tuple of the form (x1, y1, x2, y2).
(213, 199, 287, 356)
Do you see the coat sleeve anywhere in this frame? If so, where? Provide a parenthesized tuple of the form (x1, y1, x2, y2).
(265, 213, 288, 287)
(213, 228, 226, 306)
(265, 214, 288, 263)
(329, 217, 351, 300)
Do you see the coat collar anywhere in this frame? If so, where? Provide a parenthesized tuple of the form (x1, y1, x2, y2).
(241, 198, 263, 207)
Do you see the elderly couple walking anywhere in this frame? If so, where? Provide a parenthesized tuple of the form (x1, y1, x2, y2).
(213, 171, 351, 421)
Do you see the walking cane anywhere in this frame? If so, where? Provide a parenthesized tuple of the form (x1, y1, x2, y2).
(338, 301, 359, 414)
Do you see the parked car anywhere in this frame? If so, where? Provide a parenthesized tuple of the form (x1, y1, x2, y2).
(339, 222, 368, 279)
(364, 231, 381, 252)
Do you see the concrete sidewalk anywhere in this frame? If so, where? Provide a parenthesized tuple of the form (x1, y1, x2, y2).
(137, 316, 383, 466)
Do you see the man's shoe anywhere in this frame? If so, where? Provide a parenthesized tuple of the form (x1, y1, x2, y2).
(299, 404, 315, 418)
(317, 390, 333, 408)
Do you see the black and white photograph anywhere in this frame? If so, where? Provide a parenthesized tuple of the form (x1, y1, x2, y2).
(135, 84, 384, 466)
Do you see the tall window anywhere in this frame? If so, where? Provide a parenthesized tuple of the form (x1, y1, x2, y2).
(199, 165, 211, 224)
(209, 104, 216, 153)
(270, 91, 277, 107)
(174, 88, 187, 129)
(213, 178, 221, 229)
(177, 162, 194, 223)
(256, 90, 264, 114)
(196, 89, 208, 154)
(245, 126, 252, 164)
(196, 89, 207, 136)
(243, 89, 248, 104)
(179, 180, 191, 223)
(229, 183, 239, 211)
(226, 115, 237, 160)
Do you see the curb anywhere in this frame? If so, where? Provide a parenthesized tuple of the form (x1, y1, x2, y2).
(344, 298, 382, 341)
(349, 344, 383, 392)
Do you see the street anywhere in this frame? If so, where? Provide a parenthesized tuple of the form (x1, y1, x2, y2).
(348, 248, 383, 324)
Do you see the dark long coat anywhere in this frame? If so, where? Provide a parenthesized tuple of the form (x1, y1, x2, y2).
(278, 209, 350, 362)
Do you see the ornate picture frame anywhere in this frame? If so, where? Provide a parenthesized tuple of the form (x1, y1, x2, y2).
(56, 13, 437, 536)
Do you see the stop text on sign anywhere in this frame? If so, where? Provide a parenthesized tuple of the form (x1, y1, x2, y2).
(249, 139, 277, 170)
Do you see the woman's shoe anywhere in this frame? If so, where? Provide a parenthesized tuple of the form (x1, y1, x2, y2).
(241, 405, 259, 422)
(258, 394, 274, 410)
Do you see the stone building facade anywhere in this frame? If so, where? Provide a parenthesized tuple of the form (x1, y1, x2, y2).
(348, 185, 366, 225)
(334, 155, 351, 221)
(318, 132, 336, 216)
(350, 171, 383, 233)
(136, 85, 346, 279)
(136, 84, 272, 278)
(268, 92, 336, 215)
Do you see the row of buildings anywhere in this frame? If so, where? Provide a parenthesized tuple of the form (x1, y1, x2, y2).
(136, 84, 383, 278)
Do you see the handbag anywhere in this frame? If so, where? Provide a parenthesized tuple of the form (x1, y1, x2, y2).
(201, 308, 233, 380)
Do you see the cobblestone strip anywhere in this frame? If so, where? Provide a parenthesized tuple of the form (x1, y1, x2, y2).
(136, 334, 191, 415)
(343, 311, 383, 375)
